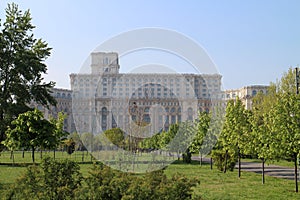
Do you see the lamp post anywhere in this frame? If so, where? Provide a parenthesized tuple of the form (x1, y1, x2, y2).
(296, 67, 299, 95)
(295, 67, 300, 190)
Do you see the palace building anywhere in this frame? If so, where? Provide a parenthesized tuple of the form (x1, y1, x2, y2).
(32, 52, 268, 134)
(70, 52, 223, 134)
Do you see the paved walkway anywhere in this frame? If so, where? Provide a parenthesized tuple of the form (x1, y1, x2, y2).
(192, 157, 296, 180)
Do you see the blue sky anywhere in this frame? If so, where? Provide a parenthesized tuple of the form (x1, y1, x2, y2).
(1, 0, 299, 89)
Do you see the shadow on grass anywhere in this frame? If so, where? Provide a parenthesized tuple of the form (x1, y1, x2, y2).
(171, 159, 211, 166)
(0, 161, 97, 167)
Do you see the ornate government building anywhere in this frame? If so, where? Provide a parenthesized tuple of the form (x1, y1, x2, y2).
(32, 52, 268, 134)
(70, 52, 223, 135)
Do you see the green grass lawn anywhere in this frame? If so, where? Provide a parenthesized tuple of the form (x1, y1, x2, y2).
(0, 151, 299, 199)
(165, 160, 299, 200)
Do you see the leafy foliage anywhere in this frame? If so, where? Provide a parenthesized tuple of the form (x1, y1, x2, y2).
(6, 158, 200, 200)
(104, 127, 125, 148)
(211, 149, 236, 171)
(6, 157, 82, 200)
(213, 98, 250, 173)
(76, 164, 199, 200)
(2, 109, 67, 162)
(0, 3, 56, 145)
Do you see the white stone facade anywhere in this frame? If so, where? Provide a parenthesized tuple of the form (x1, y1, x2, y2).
(70, 52, 223, 134)
(29, 88, 76, 133)
(224, 85, 269, 109)
(31, 52, 269, 134)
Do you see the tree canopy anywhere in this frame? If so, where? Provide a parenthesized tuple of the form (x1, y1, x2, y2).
(2, 109, 67, 162)
(0, 3, 56, 145)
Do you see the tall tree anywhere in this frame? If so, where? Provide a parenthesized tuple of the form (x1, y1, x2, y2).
(271, 67, 300, 192)
(220, 98, 250, 176)
(205, 106, 225, 169)
(247, 84, 278, 184)
(0, 3, 56, 145)
(190, 111, 210, 165)
(269, 92, 300, 192)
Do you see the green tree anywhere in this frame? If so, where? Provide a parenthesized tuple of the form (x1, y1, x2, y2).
(49, 112, 68, 149)
(269, 92, 300, 192)
(68, 132, 84, 151)
(247, 85, 278, 184)
(159, 124, 179, 153)
(190, 111, 210, 165)
(199, 106, 225, 169)
(2, 109, 66, 162)
(218, 98, 250, 175)
(104, 127, 125, 148)
(0, 3, 56, 146)
(277, 67, 297, 94)
(269, 67, 300, 192)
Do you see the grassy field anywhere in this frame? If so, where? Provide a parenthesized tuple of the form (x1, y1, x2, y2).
(0, 151, 299, 199)
(166, 160, 299, 200)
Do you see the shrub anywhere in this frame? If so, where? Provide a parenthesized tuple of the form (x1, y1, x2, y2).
(76, 165, 200, 200)
(6, 157, 82, 200)
(211, 149, 237, 172)
(182, 148, 192, 164)
(6, 158, 200, 199)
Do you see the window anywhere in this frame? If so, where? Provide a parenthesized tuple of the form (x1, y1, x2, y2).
(171, 115, 176, 124)
(177, 115, 181, 122)
(171, 107, 175, 113)
(101, 107, 107, 130)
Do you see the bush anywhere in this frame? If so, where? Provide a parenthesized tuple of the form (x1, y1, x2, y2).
(6, 158, 200, 199)
(182, 148, 192, 164)
(211, 149, 237, 172)
(76, 164, 200, 200)
(6, 157, 82, 200)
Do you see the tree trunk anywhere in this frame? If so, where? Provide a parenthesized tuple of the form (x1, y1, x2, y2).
(53, 149, 56, 160)
(199, 151, 202, 166)
(22, 149, 25, 158)
(10, 151, 14, 164)
(210, 157, 213, 170)
(224, 150, 228, 173)
(0, 110, 5, 144)
(40, 149, 42, 159)
(238, 148, 241, 178)
(262, 158, 265, 184)
(294, 153, 298, 193)
(32, 146, 35, 163)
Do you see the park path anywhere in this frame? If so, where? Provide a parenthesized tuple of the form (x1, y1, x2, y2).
(192, 157, 296, 180)
(238, 161, 295, 180)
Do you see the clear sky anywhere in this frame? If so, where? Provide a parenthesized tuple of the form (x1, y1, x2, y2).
(1, 0, 299, 90)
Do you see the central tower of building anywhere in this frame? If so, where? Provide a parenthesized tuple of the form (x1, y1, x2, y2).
(91, 52, 120, 75)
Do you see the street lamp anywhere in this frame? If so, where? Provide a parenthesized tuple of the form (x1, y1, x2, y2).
(296, 67, 299, 95)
